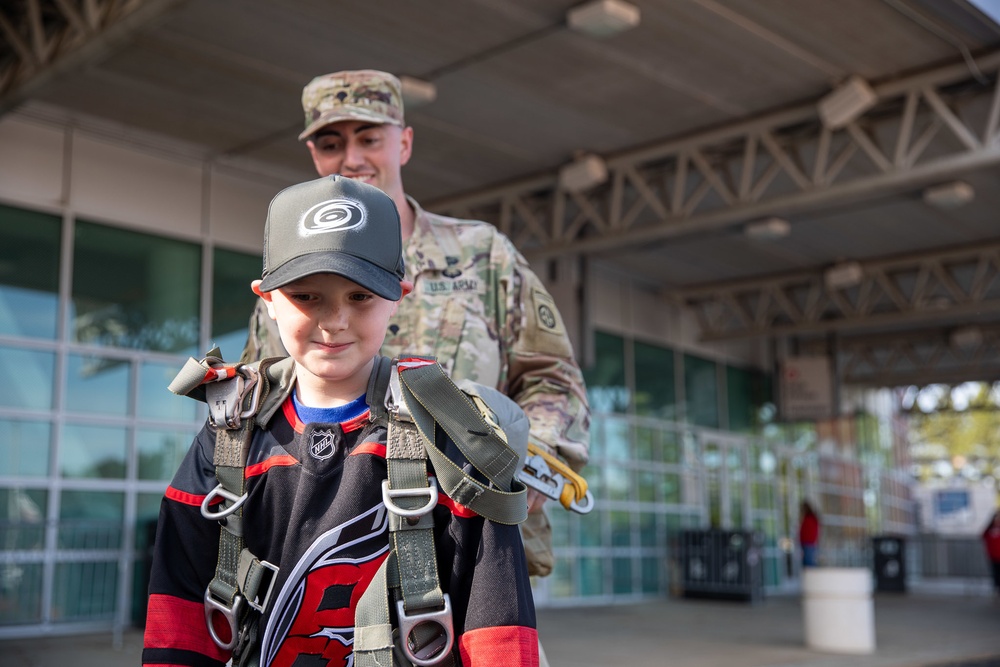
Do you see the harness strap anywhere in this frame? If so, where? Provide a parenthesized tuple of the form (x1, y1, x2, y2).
(397, 361, 528, 525)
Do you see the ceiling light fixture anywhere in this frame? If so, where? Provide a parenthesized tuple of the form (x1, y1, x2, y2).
(950, 326, 983, 350)
(824, 261, 864, 290)
(817, 75, 877, 129)
(400, 76, 437, 108)
(566, 0, 641, 38)
(923, 181, 975, 209)
(744, 217, 791, 241)
(558, 153, 609, 192)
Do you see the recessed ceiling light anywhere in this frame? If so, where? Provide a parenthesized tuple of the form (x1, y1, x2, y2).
(824, 261, 864, 290)
(744, 217, 791, 241)
(818, 76, 877, 129)
(400, 76, 437, 108)
(567, 0, 641, 38)
(923, 181, 975, 209)
(558, 153, 609, 192)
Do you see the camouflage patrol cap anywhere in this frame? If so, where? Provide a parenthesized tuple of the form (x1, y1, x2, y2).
(299, 70, 405, 141)
(260, 174, 405, 300)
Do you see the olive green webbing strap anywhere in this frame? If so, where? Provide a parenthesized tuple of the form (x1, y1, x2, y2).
(207, 423, 252, 611)
(397, 363, 527, 525)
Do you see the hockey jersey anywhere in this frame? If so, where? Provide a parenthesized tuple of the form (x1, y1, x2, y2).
(142, 385, 538, 667)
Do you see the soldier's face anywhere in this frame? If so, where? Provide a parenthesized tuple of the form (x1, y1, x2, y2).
(306, 121, 413, 199)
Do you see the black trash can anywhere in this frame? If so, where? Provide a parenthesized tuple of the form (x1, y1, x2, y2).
(678, 529, 764, 603)
(872, 535, 906, 593)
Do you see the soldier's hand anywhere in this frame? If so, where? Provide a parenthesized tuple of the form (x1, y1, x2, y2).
(527, 488, 548, 513)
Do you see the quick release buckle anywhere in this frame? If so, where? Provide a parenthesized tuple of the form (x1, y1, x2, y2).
(384, 364, 412, 422)
(204, 587, 243, 651)
(396, 594, 454, 666)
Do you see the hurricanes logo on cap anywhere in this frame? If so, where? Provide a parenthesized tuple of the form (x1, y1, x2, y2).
(301, 198, 366, 236)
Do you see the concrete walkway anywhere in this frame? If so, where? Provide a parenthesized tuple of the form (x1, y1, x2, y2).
(4, 592, 999, 666)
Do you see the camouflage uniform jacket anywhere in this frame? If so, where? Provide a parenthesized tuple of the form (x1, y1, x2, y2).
(241, 196, 591, 575)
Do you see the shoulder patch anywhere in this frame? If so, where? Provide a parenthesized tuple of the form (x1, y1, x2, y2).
(532, 288, 566, 336)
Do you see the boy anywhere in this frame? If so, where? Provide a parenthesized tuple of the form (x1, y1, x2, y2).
(142, 175, 538, 667)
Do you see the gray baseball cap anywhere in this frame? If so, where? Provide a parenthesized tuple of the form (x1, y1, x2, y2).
(259, 175, 405, 300)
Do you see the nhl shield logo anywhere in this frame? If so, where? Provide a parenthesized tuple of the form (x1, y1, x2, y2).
(310, 429, 337, 460)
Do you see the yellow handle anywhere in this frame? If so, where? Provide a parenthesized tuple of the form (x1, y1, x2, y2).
(527, 442, 590, 511)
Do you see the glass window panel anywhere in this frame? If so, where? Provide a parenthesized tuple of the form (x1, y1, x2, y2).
(0, 419, 51, 477)
(683, 353, 719, 428)
(549, 557, 574, 598)
(612, 557, 632, 594)
(633, 425, 656, 462)
(604, 419, 630, 462)
(72, 221, 200, 354)
(579, 510, 603, 547)
(636, 469, 657, 503)
(634, 341, 676, 419)
(579, 557, 604, 596)
(610, 510, 631, 547)
(583, 331, 629, 413)
(606, 466, 632, 502)
(0, 205, 61, 339)
(0, 488, 47, 548)
(661, 472, 681, 504)
(52, 561, 118, 620)
(641, 556, 661, 594)
(637, 512, 658, 548)
(137, 428, 194, 481)
(0, 345, 54, 409)
(138, 360, 198, 422)
(57, 490, 124, 549)
(212, 248, 262, 362)
(66, 353, 130, 416)
(728, 366, 770, 433)
(60, 425, 126, 479)
(0, 562, 43, 624)
(136, 492, 164, 551)
(662, 431, 681, 464)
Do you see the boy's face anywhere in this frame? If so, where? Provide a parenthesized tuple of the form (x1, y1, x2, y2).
(253, 272, 402, 401)
(306, 120, 413, 198)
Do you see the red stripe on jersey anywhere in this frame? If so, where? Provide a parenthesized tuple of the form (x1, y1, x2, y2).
(282, 395, 371, 433)
(165, 486, 217, 508)
(351, 441, 387, 458)
(340, 410, 370, 432)
(283, 396, 304, 433)
(458, 625, 539, 667)
(246, 454, 298, 479)
(144, 594, 231, 663)
(438, 491, 478, 519)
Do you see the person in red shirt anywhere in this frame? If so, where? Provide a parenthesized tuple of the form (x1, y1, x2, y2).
(983, 510, 1000, 596)
(798, 501, 821, 568)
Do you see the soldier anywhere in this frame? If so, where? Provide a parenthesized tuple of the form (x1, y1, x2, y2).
(241, 70, 590, 582)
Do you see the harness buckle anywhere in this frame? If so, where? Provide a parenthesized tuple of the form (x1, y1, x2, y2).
(204, 587, 243, 651)
(244, 559, 279, 613)
(201, 483, 249, 521)
(205, 365, 262, 430)
(381, 478, 438, 518)
(384, 364, 412, 422)
(396, 594, 454, 666)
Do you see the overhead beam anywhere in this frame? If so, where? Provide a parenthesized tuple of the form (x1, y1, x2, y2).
(428, 50, 1000, 260)
(0, 0, 184, 116)
(680, 241, 1000, 341)
(798, 325, 1000, 387)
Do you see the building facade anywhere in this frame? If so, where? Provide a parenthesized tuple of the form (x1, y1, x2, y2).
(0, 105, 914, 638)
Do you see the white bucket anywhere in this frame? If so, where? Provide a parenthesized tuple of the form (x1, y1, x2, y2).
(801, 567, 876, 654)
